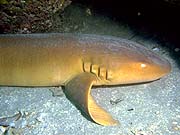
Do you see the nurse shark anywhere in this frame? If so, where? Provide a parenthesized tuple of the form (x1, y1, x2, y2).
(0, 33, 171, 126)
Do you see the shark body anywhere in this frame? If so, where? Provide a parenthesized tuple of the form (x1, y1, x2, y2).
(0, 33, 171, 125)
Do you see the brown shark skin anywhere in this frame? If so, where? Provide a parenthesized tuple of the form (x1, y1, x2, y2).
(0, 33, 171, 126)
(0, 33, 171, 86)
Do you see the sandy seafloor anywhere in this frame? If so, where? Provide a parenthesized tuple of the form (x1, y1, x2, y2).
(0, 4, 180, 135)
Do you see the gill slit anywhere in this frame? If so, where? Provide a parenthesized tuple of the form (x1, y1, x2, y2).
(82, 60, 110, 84)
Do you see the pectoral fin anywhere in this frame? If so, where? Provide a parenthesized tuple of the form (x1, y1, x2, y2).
(64, 72, 119, 126)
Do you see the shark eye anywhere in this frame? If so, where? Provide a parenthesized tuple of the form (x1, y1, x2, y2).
(140, 63, 147, 68)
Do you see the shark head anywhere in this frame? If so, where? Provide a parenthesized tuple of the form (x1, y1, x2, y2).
(77, 36, 171, 126)
(92, 39, 171, 85)
(84, 39, 171, 85)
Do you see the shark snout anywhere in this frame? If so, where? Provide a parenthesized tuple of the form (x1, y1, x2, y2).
(149, 53, 171, 76)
